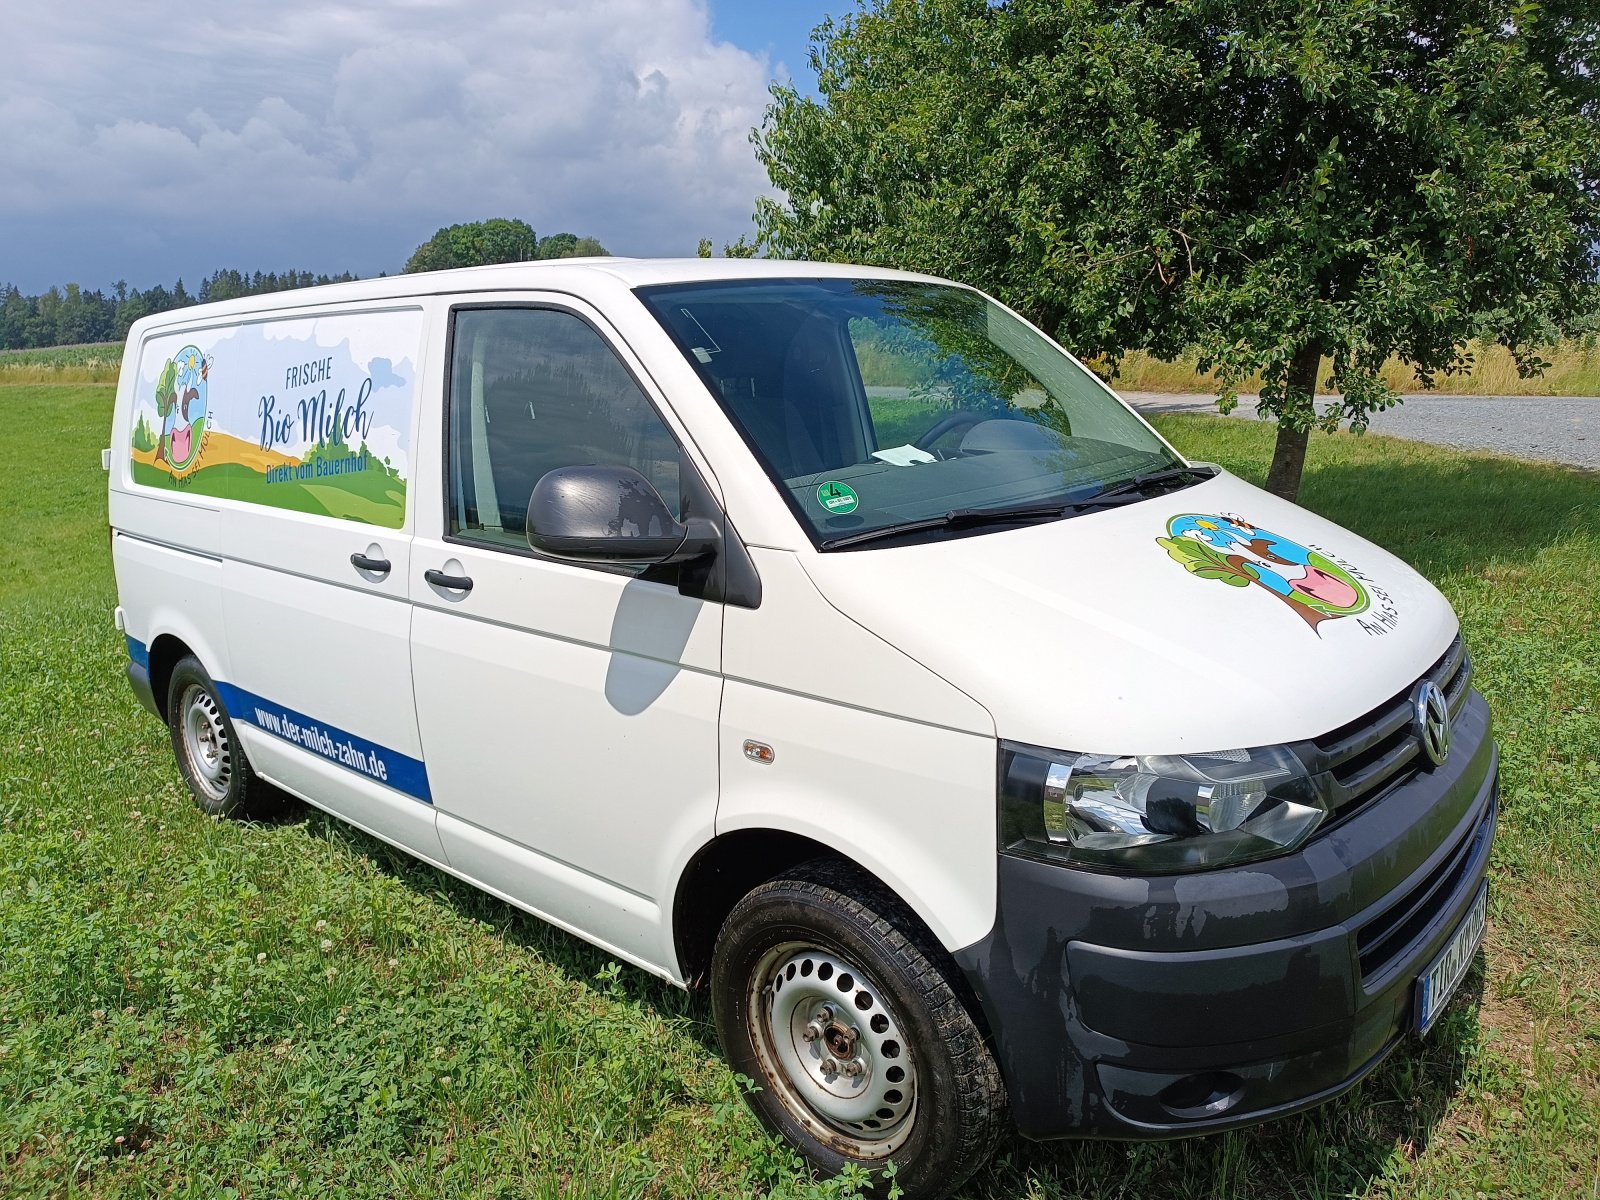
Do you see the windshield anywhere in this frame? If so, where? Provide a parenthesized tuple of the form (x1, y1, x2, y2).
(636, 278, 1184, 548)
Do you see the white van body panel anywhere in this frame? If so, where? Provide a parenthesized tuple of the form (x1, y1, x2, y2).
(222, 553, 432, 843)
(108, 489, 225, 559)
(715, 549, 997, 951)
(724, 549, 993, 737)
(717, 678, 999, 951)
(802, 471, 1458, 755)
(431, 812, 680, 981)
(112, 530, 228, 685)
(410, 583, 722, 970)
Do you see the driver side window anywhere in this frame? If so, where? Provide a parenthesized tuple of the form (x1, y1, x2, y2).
(447, 307, 683, 553)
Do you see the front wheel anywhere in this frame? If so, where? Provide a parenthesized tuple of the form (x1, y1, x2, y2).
(711, 860, 1005, 1199)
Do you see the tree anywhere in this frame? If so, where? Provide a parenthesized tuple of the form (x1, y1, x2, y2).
(0, 286, 30, 349)
(534, 232, 609, 259)
(0, 268, 361, 349)
(404, 218, 541, 273)
(696, 235, 759, 258)
(756, 0, 1600, 500)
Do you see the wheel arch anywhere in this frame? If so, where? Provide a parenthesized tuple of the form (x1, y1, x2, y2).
(673, 828, 838, 988)
(146, 632, 196, 721)
(671, 828, 989, 1035)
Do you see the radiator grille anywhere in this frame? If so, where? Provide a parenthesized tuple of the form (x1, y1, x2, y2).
(1303, 635, 1471, 821)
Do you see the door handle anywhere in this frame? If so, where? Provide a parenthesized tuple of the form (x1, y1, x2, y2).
(350, 552, 391, 575)
(424, 567, 474, 593)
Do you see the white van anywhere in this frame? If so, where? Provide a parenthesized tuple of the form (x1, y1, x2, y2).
(109, 259, 1495, 1197)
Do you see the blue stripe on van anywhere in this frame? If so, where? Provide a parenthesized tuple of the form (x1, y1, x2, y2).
(213, 681, 433, 805)
(126, 635, 150, 669)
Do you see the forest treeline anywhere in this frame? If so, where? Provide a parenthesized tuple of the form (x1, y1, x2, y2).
(0, 269, 362, 351)
(3, 218, 611, 350)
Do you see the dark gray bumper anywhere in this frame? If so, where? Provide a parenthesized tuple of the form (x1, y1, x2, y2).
(956, 689, 1497, 1139)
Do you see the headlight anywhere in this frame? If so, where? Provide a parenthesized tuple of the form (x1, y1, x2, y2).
(999, 740, 1327, 872)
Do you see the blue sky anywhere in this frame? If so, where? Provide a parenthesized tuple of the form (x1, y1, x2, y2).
(710, 1, 832, 86)
(0, 2, 840, 295)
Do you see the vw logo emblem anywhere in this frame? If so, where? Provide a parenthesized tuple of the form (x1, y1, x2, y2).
(1413, 680, 1452, 768)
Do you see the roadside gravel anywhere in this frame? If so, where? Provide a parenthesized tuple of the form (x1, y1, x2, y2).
(1124, 391, 1600, 471)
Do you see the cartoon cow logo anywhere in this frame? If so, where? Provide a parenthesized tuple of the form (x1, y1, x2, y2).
(1158, 513, 1370, 633)
(152, 346, 210, 474)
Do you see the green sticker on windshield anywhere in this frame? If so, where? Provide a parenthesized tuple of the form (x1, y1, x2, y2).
(817, 480, 860, 515)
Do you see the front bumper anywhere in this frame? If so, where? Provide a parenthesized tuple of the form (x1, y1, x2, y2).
(955, 689, 1497, 1139)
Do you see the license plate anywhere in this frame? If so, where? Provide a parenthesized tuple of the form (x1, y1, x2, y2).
(1416, 881, 1488, 1035)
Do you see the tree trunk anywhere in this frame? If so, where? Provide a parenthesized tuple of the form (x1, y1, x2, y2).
(1263, 343, 1323, 503)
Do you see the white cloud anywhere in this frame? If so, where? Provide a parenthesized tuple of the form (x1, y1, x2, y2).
(0, 0, 775, 287)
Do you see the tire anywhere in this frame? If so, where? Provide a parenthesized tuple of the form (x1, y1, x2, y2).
(166, 656, 270, 818)
(711, 858, 1006, 1200)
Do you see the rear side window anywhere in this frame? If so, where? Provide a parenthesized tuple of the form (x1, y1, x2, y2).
(446, 307, 683, 552)
(127, 309, 424, 528)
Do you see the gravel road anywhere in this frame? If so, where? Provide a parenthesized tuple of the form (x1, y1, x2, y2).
(1124, 391, 1600, 471)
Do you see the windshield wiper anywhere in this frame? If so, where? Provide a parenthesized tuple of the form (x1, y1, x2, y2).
(819, 500, 1073, 550)
(1065, 464, 1218, 511)
(817, 466, 1217, 550)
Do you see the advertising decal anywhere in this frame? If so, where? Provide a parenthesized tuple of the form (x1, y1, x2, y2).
(130, 310, 422, 529)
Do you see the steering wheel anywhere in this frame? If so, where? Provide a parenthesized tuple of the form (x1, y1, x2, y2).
(912, 409, 989, 451)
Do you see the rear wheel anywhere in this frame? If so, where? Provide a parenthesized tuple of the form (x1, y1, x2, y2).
(166, 656, 270, 818)
(711, 859, 1005, 1199)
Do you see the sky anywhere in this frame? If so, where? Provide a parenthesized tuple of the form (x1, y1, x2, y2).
(0, 1, 836, 294)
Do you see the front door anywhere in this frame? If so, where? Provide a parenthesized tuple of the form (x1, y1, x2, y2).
(408, 300, 723, 973)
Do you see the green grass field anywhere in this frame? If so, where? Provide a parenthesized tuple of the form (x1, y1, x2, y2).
(2, 383, 1596, 1198)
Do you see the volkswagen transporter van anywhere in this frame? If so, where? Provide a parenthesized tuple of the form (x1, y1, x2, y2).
(109, 259, 1495, 1197)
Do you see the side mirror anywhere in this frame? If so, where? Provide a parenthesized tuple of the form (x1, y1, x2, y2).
(526, 464, 719, 565)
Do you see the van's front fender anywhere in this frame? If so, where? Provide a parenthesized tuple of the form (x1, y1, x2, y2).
(715, 678, 998, 954)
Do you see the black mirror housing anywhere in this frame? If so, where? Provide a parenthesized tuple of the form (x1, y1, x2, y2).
(526, 464, 718, 565)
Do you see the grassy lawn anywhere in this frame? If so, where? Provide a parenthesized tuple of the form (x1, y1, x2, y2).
(2, 383, 1596, 1198)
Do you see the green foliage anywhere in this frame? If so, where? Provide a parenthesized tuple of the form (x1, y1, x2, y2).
(404, 218, 540, 272)
(403, 221, 609, 273)
(756, 0, 1600, 498)
(1157, 534, 1253, 587)
(695, 234, 759, 258)
(130, 412, 155, 453)
(533, 232, 610, 259)
(153, 359, 177, 424)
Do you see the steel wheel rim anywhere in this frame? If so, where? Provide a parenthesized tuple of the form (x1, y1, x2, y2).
(180, 683, 232, 802)
(748, 940, 918, 1158)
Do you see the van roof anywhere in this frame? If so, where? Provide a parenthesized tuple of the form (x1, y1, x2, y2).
(126, 257, 956, 333)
